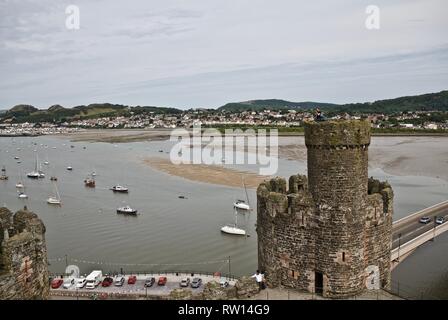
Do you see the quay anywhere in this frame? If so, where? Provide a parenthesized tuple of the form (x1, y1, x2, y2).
(49, 271, 237, 300)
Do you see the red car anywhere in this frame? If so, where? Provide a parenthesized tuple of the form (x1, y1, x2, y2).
(158, 277, 167, 286)
(102, 277, 113, 287)
(51, 278, 63, 289)
(128, 275, 137, 284)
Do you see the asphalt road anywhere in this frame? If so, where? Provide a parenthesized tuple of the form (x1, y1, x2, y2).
(392, 207, 448, 249)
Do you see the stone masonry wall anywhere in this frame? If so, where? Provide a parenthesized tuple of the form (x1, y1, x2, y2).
(257, 120, 393, 298)
(0, 207, 49, 300)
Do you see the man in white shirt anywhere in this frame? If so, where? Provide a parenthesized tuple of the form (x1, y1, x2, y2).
(251, 270, 263, 290)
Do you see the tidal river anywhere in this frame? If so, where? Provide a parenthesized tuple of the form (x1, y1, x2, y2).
(0, 134, 447, 299)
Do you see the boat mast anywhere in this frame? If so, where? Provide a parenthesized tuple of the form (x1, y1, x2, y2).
(55, 182, 61, 200)
(243, 176, 250, 209)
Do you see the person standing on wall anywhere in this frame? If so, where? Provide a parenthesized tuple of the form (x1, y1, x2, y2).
(251, 270, 263, 290)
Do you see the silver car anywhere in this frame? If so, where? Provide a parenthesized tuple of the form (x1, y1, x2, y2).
(180, 277, 190, 287)
(114, 276, 125, 286)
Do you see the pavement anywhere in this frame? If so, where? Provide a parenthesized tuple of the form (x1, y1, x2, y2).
(50, 272, 236, 299)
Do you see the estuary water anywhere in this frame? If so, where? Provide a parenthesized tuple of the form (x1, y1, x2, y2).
(0, 134, 447, 299)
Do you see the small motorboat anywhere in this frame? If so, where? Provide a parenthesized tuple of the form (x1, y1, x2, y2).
(44, 161, 49, 165)
(67, 166, 73, 171)
(110, 185, 129, 193)
(233, 200, 250, 211)
(50, 176, 58, 181)
(14, 156, 19, 160)
(47, 196, 61, 205)
(116, 206, 137, 215)
(0, 166, 8, 180)
(16, 182, 24, 188)
(84, 176, 95, 188)
(18, 192, 28, 199)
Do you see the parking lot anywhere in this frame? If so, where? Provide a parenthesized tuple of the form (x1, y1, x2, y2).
(50, 272, 236, 298)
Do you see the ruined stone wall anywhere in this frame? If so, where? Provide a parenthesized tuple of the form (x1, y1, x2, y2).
(257, 120, 393, 298)
(365, 179, 394, 290)
(257, 175, 316, 292)
(0, 207, 49, 300)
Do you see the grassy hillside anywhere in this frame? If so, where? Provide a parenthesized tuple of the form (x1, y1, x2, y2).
(219, 99, 339, 112)
(0, 103, 182, 123)
(218, 91, 448, 113)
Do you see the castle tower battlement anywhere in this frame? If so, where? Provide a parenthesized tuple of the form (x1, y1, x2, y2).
(257, 120, 393, 298)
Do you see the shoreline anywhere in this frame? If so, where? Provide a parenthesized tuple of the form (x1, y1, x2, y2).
(47, 128, 448, 143)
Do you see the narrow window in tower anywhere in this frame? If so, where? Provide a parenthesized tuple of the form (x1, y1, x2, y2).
(302, 212, 305, 225)
(342, 252, 346, 262)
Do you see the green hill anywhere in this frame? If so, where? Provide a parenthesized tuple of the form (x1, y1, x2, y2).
(219, 99, 339, 112)
(218, 91, 448, 113)
(0, 103, 182, 123)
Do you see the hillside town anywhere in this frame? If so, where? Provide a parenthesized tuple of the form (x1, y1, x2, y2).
(1, 109, 448, 136)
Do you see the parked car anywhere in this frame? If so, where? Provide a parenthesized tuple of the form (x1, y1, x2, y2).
(144, 277, 155, 288)
(128, 275, 137, 284)
(102, 277, 113, 287)
(158, 276, 167, 286)
(62, 277, 75, 289)
(220, 279, 229, 288)
(180, 277, 190, 287)
(436, 216, 445, 225)
(419, 217, 431, 224)
(115, 276, 125, 287)
(191, 278, 202, 288)
(51, 278, 64, 289)
(76, 277, 87, 289)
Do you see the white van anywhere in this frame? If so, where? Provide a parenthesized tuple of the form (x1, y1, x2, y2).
(85, 270, 103, 289)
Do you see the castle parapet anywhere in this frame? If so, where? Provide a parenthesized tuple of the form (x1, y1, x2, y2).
(304, 120, 371, 148)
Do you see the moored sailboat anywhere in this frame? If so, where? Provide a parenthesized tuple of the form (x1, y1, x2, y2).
(220, 209, 247, 236)
(47, 181, 62, 205)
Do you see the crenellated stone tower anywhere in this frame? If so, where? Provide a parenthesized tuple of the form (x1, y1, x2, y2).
(257, 120, 393, 298)
(0, 207, 49, 299)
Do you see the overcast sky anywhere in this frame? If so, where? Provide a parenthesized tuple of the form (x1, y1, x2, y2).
(1, 0, 447, 109)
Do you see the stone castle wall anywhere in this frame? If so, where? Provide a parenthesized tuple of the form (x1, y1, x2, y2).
(0, 207, 49, 300)
(257, 120, 393, 298)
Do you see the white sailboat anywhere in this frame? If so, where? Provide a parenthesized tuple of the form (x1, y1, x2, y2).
(221, 209, 247, 236)
(18, 177, 28, 198)
(16, 171, 25, 188)
(27, 154, 45, 179)
(47, 181, 62, 205)
(233, 176, 251, 211)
